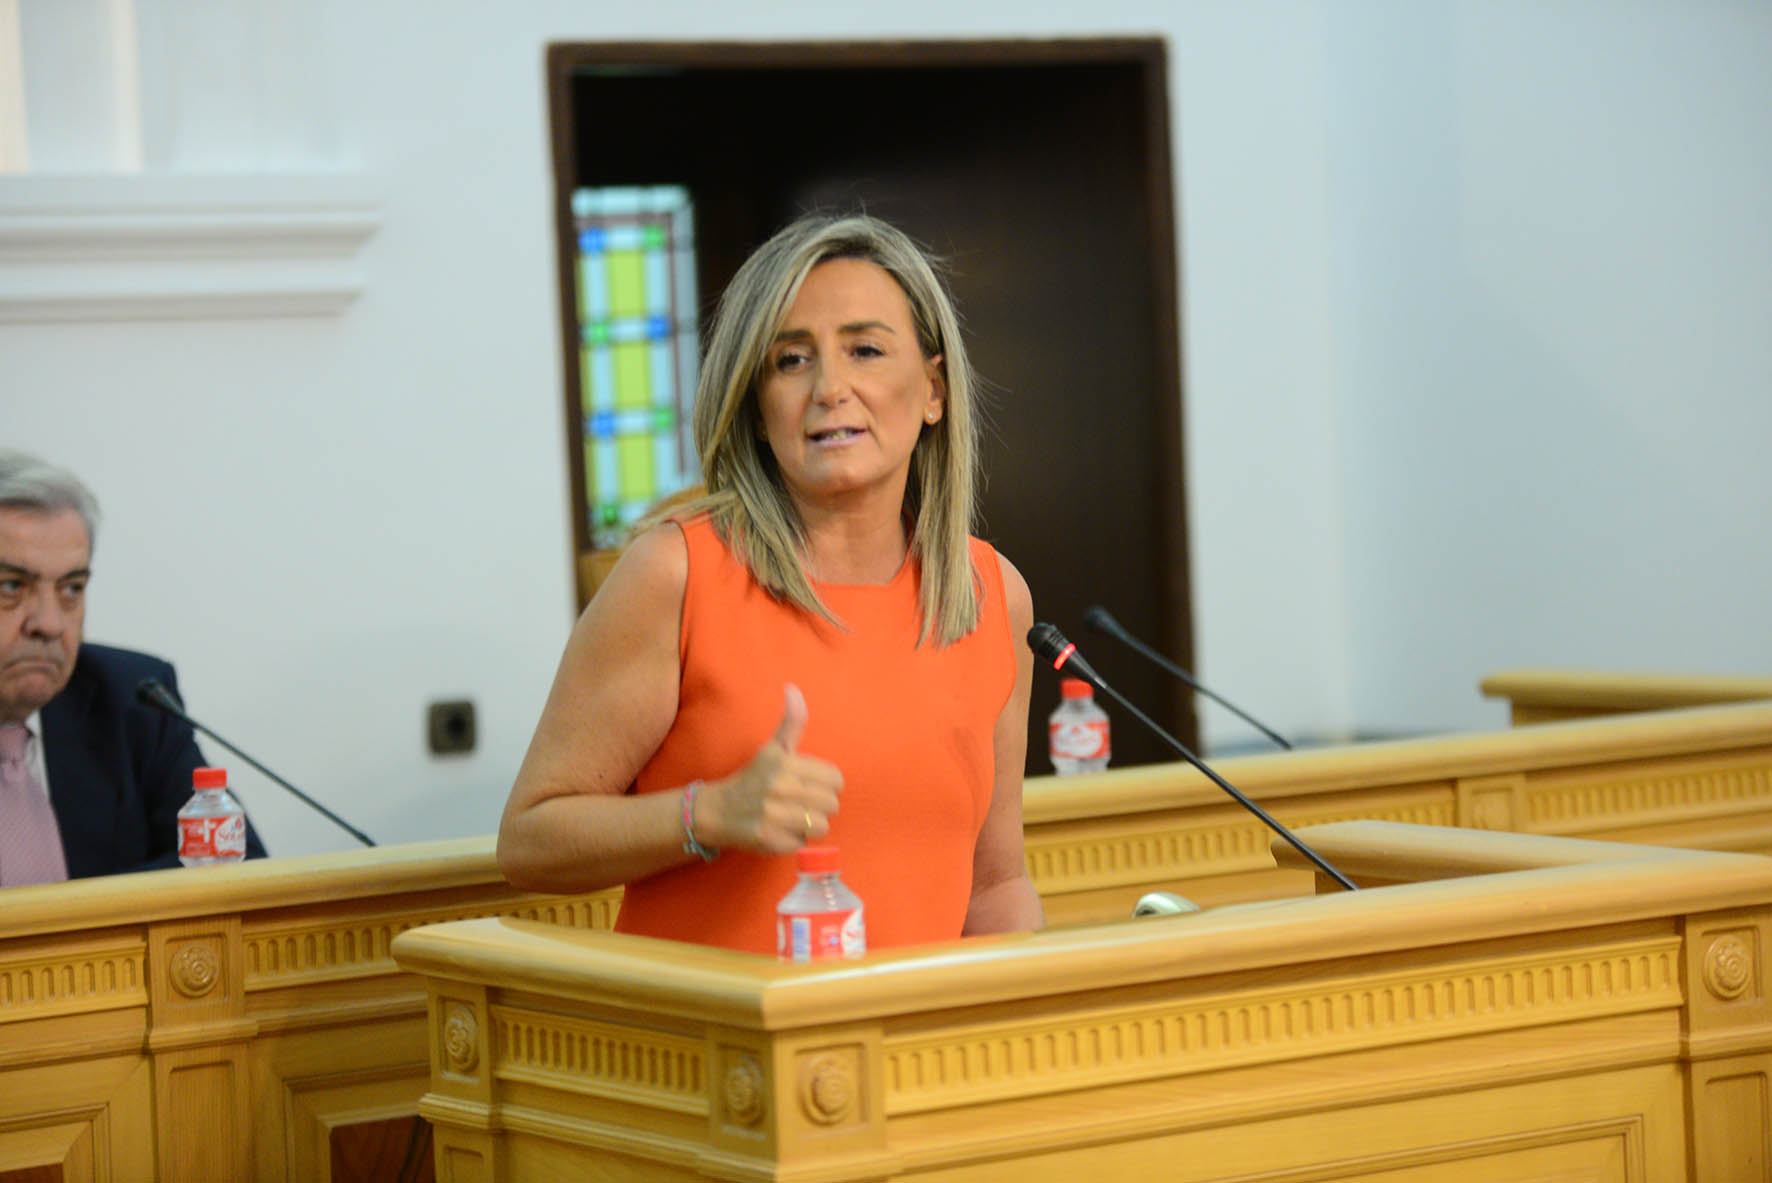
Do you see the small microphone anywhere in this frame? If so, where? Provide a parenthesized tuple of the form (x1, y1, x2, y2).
(136, 678, 377, 848)
(1026, 621, 1110, 688)
(1085, 605, 1293, 750)
(1133, 891, 1200, 917)
(1027, 624, 1356, 892)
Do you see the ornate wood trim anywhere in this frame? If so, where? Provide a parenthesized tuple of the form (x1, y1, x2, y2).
(883, 935, 1681, 1115)
(491, 1004, 707, 1114)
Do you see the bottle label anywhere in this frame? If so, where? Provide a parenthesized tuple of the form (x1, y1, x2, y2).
(179, 814, 247, 861)
(1050, 719, 1110, 761)
(778, 906, 865, 962)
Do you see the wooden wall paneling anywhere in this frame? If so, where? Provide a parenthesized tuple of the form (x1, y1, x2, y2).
(145, 915, 251, 1181)
(416, 983, 496, 1183)
(1683, 905, 1772, 1180)
(0, 1055, 149, 1181)
(256, 1019, 430, 1182)
(0, 1124, 94, 1183)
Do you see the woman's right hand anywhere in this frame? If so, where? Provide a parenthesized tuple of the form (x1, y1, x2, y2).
(702, 684, 843, 854)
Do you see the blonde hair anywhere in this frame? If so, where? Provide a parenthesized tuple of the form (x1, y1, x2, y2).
(662, 213, 981, 646)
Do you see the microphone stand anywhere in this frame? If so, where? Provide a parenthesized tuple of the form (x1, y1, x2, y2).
(1086, 606, 1293, 750)
(138, 681, 377, 847)
(1029, 625, 1355, 891)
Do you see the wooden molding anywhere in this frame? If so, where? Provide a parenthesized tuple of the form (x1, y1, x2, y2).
(1481, 668, 1772, 725)
(0, 172, 379, 322)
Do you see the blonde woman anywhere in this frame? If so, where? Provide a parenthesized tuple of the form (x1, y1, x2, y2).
(498, 214, 1042, 952)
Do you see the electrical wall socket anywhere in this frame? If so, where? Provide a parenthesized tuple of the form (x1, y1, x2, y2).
(428, 699, 476, 755)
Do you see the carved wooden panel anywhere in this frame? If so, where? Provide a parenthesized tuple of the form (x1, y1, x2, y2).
(0, 1121, 92, 1182)
(0, 1055, 149, 1181)
(884, 934, 1680, 1115)
(1457, 774, 1525, 831)
(1528, 753, 1772, 835)
(0, 937, 146, 1025)
(1689, 1058, 1771, 1182)
(0, 1167, 67, 1183)
(1026, 795, 1455, 896)
(492, 1004, 706, 1114)
(244, 892, 617, 990)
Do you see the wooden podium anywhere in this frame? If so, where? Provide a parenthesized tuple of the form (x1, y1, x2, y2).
(5, 700, 1770, 1179)
(392, 822, 1772, 1181)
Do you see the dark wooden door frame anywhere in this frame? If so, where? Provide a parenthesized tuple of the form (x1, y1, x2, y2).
(544, 38, 1194, 756)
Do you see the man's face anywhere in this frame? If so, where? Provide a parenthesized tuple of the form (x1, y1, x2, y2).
(0, 508, 90, 722)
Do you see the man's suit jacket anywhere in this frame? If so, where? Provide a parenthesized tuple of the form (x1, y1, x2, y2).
(39, 642, 268, 878)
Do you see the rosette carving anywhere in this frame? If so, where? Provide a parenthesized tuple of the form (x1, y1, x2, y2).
(1469, 795, 1510, 831)
(801, 1054, 854, 1125)
(724, 1054, 765, 1126)
(1704, 935, 1752, 1001)
(170, 944, 221, 998)
(443, 1005, 479, 1073)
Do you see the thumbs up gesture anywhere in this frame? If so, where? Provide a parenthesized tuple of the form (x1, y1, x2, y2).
(699, 684, 844, 855)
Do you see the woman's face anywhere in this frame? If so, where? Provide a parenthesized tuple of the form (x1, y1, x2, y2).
(756, 258, 945, 512)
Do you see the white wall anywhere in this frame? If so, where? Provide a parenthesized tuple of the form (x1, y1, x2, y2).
(3, 1, 1767, 853)
(1324, 0, 1772, 734)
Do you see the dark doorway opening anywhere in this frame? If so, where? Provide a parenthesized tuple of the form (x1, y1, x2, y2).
(547, 38, 1195, 767)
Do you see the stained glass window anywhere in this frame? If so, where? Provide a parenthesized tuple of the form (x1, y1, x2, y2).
(571, 185, 700, 550)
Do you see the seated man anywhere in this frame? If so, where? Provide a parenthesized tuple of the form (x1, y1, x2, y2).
(0, 451, 266, 885)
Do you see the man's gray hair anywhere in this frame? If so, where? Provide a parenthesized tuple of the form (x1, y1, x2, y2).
(0, 450, 102, 546)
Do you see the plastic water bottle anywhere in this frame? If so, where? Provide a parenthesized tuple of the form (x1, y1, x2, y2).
(776, 845, 865, 961)
(1049, 678, 1111, 774)
(178, 766, 248, 867)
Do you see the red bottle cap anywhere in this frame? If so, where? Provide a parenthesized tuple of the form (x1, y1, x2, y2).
(1060, 678, 1094, 699)
(796, 845, 840, 873)
(192, 767, 227, 789)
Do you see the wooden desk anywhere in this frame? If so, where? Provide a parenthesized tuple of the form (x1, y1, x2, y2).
(1027, 699, 1772, 922)
(1481, 668, 1772, 724)
(0, 841, 617, 1183)
(392, 821, 1772, 1181)
(7, 702, 1772, 1179)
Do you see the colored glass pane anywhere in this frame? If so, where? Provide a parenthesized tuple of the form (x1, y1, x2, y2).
(571, 186, 699, 549)
(612, 341, 650, 410)
(606, 251, 646, 319)
(617, 433, 655, 501)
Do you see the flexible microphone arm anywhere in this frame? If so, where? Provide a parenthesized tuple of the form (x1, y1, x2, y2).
(1085, 605, 1293, 750)
(1027, 624, 1356, 892)
(136, 678, 378, 848)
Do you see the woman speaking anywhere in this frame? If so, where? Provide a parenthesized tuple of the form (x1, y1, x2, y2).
(497, 213, 1043, 952)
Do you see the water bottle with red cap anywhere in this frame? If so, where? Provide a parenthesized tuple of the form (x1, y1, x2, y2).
(776, 845, 866, 961)
(178, 766, 248, 867)
(1048, 677, 1111, 774)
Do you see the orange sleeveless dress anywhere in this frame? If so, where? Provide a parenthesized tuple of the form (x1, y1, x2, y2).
(614, 513, 1016, 954)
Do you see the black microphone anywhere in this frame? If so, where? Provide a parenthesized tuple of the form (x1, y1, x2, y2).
(1027, 623, 1356, 892)
(136, 678, 377, 848)
(1085, 605, 1293, 750)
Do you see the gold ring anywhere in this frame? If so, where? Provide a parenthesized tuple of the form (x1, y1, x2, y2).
(803, 808, 814, 839)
